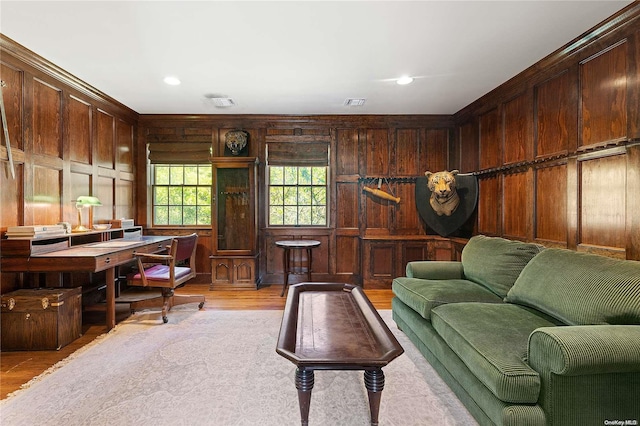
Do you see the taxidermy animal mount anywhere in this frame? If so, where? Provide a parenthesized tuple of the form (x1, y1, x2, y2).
(425, 170, 460, 216)
(224, 130, 248, 156)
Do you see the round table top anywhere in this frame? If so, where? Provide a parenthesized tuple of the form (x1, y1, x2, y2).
(275, 240, 321, 248)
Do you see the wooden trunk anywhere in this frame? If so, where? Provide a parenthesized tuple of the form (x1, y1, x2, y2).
(1, 287, 82, 351)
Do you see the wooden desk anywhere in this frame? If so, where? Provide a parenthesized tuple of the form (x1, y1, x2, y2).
(275, 240, 321, 297)
(1, 235, 172, 330)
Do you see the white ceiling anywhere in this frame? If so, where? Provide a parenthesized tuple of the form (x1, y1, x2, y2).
(1, 1, 633, 115)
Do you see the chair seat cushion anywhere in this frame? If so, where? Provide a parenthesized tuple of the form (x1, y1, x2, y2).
(133, 265, 192, 282)
(431, 303, 559, 403)
(392, 277, 503, 320)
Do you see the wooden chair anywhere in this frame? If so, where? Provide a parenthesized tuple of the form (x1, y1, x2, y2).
(127, 233, 204, 323)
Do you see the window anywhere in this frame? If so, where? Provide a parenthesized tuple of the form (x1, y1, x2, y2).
(152, 164, 212, 226)
(268, 166, 327, 226)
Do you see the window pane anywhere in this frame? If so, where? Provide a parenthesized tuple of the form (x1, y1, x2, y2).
(284, 206, 298, 225)
(154, 206, 168, 225)
(312, 167, 326, 185)
(284, 167, 297, 185)
(270, 187, 283, 205)
(169, 206, 183, 225)
(197, 187, 211, 205)
(270, 206, 284, 225)
(184, 186, 197, 205)
(197, 206, 211, 225)
(183, 206, 197, 225)
(312, 187, 326, 205)
(198, 165, 212, 185)
(169, 187, 183, 205)
(155, 166, 170, 185)
(184, 166, 198, 185)
(298, 206, 311, 225)
(170, 167, 184, 185)
(270, 167, 284, 185)
(154, 186, 169, 205)
(298, 186, 311, 205)
(298, 167, 312, 185)
(283, 187, 297, 205)
(312, 206, 326, 225)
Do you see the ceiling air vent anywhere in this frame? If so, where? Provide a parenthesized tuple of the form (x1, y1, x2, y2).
(344, 98, 366, 106)
(203, 94, 235, 108)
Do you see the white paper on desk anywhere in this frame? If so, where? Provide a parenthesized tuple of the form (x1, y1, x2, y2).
(89, 241, 141, 248)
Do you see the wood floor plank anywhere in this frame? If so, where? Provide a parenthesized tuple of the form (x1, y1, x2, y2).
(1, 284, 393, 399)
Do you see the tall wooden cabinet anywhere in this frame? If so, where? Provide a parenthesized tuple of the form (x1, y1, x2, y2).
(209, 157, 261, 289)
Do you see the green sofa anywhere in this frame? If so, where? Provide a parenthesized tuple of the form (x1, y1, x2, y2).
(392, 235, 640, 426)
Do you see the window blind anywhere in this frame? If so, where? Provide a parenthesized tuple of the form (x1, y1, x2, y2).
(266, 142, 329, 166)
(147, 142, 212, 164)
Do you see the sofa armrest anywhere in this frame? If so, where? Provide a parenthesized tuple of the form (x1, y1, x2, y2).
(405, 261, 464, 280)
(528, 325, 640, 376)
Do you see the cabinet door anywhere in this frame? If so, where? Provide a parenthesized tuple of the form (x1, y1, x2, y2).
(233, 259, 256, 285)
(211, 258, 232, 285)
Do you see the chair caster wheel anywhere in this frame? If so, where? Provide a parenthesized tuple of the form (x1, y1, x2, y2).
(198, 302, 204, 309)
(162, 316, 168, 323)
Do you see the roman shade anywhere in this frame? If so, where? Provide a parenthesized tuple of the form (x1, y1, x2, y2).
(147, 142, 212, 164)
(266, 142, 329, 166)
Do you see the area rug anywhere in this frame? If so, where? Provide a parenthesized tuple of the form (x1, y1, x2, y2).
(0, 308, 477, 426)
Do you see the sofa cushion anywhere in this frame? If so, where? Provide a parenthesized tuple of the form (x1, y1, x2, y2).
(461, 235, 545, 298)
(392, 277, 503, 320)
(431, 303, 559, 404)
(505, 248, 640, 325)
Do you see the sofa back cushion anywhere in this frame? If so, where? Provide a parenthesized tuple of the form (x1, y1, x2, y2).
(461, 235, 545, 297)
(505, 249, 640, 325)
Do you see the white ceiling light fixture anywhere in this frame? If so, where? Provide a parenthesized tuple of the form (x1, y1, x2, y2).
(163, 76, 181, 86)
(344, 98, 366, 106)
(396, 76, 414, 85)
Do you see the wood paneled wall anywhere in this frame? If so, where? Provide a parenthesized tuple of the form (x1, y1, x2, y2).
(453, 6, 640, 260)
(0, 36, 139, 293)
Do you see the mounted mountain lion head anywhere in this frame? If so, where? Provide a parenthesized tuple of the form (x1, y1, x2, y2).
(424, 170, 460, 216)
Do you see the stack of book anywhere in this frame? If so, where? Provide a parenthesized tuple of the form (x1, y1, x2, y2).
(4, 225, 68, 239)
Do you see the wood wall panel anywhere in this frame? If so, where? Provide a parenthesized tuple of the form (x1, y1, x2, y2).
(503, 92, 532, 164)
(67, 172, 90, 225)
(459, 122, 478, 173)
(116, 119, 133, 173)
(336, 236, 359, 275)
(116, 179, 134, 220)
(535, 71, 575, 157)
(0, 165, 23, 226)
(535, 164, 568, 244)
(421, 128, 449, 173)
(336, 183, 358, 229)
(336, 128, 358, 176)
(579, 153, 626, 251)
(479, 109, 500, 169)
(96, 110, 114, 169)
(0, 62, 23, 149)
(68, 96, 91, 164)
(503, 170, 531, 239)
(95, 176, 114, 223)
(580, 41, 628, 147)
(365, 129, 389, 176)
(364, 192, 390, 231)
(395, 128, 419, 175)
(393, 182, 419, 234)
(32, 166, 61, 225)
(478, 175, 501, 235)
(33, 79, 61, 158)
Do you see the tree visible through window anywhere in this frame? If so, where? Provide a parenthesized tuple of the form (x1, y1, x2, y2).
(153, 164, 212, 225)
(269, 166, 327, 226)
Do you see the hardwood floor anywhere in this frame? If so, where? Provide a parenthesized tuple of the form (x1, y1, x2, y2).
(1, 283, 394, 400)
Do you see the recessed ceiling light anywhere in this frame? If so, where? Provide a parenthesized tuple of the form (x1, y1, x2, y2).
(344, 98, 366, 106)
(396, 76, 414, 85)
(163, 76, 181, 86)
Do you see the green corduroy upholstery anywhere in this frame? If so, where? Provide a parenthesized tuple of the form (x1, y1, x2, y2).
(461, 235, 545, 298)
(406, 261, 464, 280)
(506, 249, 640, 325)
(392, 277, 503, 320)
(431, 303, 558, 404)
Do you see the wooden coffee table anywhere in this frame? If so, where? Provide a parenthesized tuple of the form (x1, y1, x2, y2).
(276, 282, 404, 426)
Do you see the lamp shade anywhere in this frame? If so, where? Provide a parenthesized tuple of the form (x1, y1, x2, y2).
(75, 196, 102, 207)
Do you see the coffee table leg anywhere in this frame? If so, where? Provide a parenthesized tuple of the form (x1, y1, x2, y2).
(295, 368, 314, 426)
(364, 368, 385, 426)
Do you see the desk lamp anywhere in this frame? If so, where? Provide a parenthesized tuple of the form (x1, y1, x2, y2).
(73, 196, 102, 232)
